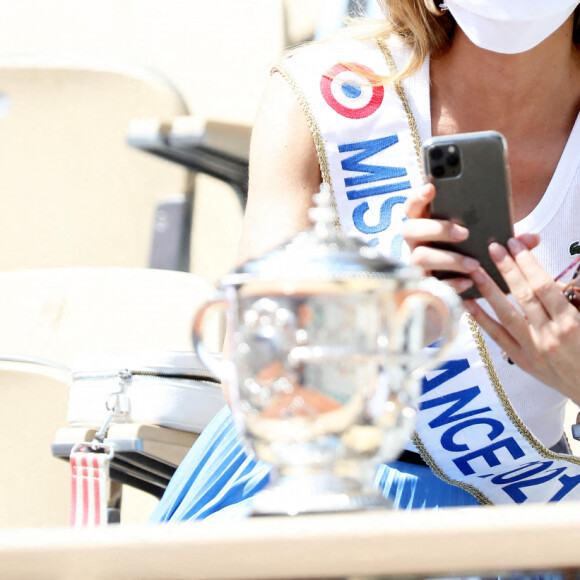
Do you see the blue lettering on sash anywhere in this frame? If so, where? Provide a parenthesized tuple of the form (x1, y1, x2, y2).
(338, 135, 412, 240)
(550, 472, 580, 501)
(339, 135, 412, 203)
(454, 438, 525, 476)
(491, 461, 567, 503)
(483, 461, 580, 503)
(441, 417, 504, 452)
(339, 135, 408, 187)
(490, 461, 554, 484)
(422, 359, 470, 395)
(421, 386, 492, 429)
(416, 361, 580, 503)
(352, 196, 406, 234)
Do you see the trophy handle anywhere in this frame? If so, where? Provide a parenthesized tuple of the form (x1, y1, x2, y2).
(192, 298, 228, 381)
(393, 277, 462, 377)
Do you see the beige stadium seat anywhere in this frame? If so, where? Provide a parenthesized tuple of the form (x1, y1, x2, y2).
(0, 0, 327, 282)
(0, 54, 191, 272)
(0, 267, 223, 528)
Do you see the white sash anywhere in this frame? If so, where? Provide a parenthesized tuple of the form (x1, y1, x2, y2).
(277, 36, 580, 504)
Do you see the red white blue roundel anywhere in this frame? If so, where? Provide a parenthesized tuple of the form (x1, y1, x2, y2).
(320, 63, 384, 119)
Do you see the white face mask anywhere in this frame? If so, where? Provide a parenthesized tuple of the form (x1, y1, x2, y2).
(444, 0, 579, 54)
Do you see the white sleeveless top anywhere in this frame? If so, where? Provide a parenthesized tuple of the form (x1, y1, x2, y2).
(277, 35, 580, 449)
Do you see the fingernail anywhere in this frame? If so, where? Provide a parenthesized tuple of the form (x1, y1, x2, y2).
(507, 237, 525, 255)
(455, 278, 474, 293)
(489, 242, 508, 262)
(450, 225, 469, 241)
(463, 299, 478, 314)
(462, 256, 480, 272)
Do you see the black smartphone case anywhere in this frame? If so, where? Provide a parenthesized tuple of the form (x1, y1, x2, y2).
(423, 131, 515, 299)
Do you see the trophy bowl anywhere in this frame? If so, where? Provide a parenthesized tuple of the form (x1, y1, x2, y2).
(193, 185, 462, 516)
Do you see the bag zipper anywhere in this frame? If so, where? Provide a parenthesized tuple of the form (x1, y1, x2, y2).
(73, 368, 219, 384)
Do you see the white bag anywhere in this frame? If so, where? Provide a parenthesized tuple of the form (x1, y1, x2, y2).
(67, 350, 225, 434)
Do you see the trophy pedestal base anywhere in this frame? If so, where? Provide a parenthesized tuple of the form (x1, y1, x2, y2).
(250, 474, 392, 517)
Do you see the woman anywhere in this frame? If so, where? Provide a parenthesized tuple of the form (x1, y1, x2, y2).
(151, 0, 580, 522)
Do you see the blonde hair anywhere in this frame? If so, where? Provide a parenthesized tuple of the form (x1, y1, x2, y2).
(376, 0, 454, 76)
(325, 0, 454, 81)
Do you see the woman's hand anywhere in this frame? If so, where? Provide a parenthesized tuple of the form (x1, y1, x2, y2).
(402, 183, 480, 294)
(464, 238, 580, 404)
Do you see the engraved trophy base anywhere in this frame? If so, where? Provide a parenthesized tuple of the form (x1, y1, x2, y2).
(250, 474, 392, 517)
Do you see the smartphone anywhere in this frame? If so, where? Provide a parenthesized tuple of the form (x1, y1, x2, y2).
(422, 130, 515, 299)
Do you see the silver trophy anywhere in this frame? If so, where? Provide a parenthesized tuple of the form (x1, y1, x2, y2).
(193, 185, 461, 516)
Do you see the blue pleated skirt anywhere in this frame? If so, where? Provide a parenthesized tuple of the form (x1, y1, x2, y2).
(150, 405, 481, 523)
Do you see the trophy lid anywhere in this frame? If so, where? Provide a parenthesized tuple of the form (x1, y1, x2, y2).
(220, 184, 422, 287)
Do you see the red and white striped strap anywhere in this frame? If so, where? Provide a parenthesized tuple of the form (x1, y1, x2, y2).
(69, 448, 111, 527)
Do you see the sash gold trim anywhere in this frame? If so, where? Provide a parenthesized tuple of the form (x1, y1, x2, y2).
(411, 429, 492, 504)
(271, 64, 342, 230)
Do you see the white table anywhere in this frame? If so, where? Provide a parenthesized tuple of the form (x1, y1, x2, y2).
(2, 501, 580, 579)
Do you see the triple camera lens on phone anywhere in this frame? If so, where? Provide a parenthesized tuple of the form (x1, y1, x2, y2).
(428, 145, 461, 179)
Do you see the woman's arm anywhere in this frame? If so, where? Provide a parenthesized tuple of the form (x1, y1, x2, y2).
(235, 71, 322, 267)
(220, 71, 321, 403)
